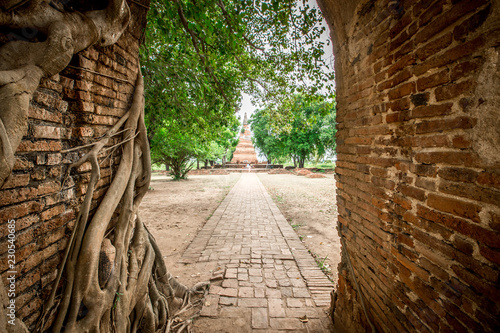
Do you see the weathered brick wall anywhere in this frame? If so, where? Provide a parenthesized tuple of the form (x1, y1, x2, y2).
(317, 0, 500, 332)
(0, 1, 149, 329)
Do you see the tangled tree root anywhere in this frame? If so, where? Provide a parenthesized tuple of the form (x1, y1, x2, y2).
(0, 2, 209, 332)
(34, 71, 209, 332)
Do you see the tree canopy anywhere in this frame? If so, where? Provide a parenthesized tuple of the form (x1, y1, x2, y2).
(141, 0, 334, 178)
(250, 95, 336, 167)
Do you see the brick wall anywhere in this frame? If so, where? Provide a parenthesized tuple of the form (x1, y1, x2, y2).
(317, 0, 500, 331)
(0, 1, 149, 329)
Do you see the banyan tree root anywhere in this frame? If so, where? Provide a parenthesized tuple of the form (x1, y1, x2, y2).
(0, 2, 209, 331)
(35, 70, 209, 332)
(0, 0, 130, 186)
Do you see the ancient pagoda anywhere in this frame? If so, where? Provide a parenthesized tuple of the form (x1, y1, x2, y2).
(231, 113, 259, 164)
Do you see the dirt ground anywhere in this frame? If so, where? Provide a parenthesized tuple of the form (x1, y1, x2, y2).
(257, 173, 341, 283)
(141, 172, 341, 287)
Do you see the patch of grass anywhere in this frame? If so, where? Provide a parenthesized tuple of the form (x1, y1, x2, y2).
(308, 250, 332, 278)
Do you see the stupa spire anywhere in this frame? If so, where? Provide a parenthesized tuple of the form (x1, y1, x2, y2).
(243, 112, 248, 125)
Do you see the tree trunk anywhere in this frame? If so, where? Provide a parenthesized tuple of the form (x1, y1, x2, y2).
(204, 159, 208, 168)
(0, 4, 208, 332)
(197, 160, 200, 169)
(165, 164, 170, 171)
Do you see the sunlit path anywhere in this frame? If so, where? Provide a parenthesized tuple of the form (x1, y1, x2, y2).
(181, 173, 333, 332)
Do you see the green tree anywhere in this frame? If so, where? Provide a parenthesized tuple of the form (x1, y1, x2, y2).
(141, 0, 334, 165)
(249, 109, 285, 164)
(150, 115, 239, 178)
(250, 95, 336, 167)
(150, 121, 198, 179)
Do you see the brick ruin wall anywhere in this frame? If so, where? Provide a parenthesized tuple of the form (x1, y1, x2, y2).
(0, 1, 149, 329)
(318, 0, 500, 332)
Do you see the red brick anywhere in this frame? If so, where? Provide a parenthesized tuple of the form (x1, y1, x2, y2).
(393, 67, 413, 86)
(416, 178, 436, 191)
(417, 0, 445, 27)
(72, 127, 94, 137)
(387, 54, 416, 77)
(388, 82, 415, 100)
(12, 158, 34, 171)
(415, 151, 476, 166)
(418, 204, 499, 248)
(413, 228, 454, 258)
(16, 141, 63, 153)
(477, 171, 500, 189)
(390, 29, 411, 52)
(453, 4, 491, 41)
(28, 105, 62, 124)
(445, 312, 468, 333)
(451, 135, 472, 148)
(40, 204, 65, 221)
(438, 167, 478, 183)
(416, 32, 452, 61)
(415, 0, 487, 45)
(427, 193, 481, 222)
(479, 244, 500, 265)
(411, 208, 454, 240)
(451, 264, 500, 300)
(435, 80, 476, 101)
(386, 110, 410, 123)
(416, 69, 450, 91)
(413, 164, 437, 177)
(411, 103, 453, 118)
(0, 201, 43, 222)
(393, 194, 412, 210)
(399, 184, 426, 201)
(413, 36, 486, 76)
(416, 117, 475, 134)
(412, 0, 438, 17)
(419, 257, 449, 281)
(443, 301, 483, 333)
(1, 173, 30, 189)
(439, 180, 500, 206)
(450, 59, 482, 81)
(32, 91, 68, 112)
(389, 11, 412, 38)
(452, 235, 474, 255)
(411, 135, 449, 148)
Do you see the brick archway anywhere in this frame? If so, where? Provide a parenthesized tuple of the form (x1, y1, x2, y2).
(317, 0, 500, 331)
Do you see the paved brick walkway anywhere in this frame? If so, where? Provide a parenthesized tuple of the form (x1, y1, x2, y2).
(182, 174, 333, 332)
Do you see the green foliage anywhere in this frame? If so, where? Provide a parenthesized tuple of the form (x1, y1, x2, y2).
(141, 0, 334, 177)
(250, 95, 336, 167)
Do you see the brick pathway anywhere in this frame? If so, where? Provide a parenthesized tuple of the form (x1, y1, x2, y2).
(182, 174, 334, 332)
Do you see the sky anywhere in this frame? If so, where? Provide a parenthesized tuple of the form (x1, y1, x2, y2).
(236, 0, 334, 125)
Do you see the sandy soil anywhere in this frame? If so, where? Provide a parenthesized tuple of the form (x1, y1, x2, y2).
(257, 173, 341, 282)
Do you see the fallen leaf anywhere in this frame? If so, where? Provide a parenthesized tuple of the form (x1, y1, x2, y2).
(299, 315, 308, 323)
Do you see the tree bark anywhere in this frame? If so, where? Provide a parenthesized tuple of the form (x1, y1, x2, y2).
(0, 3, 207, 332)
